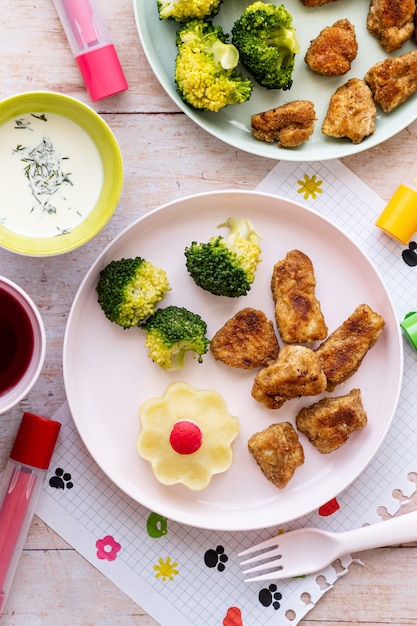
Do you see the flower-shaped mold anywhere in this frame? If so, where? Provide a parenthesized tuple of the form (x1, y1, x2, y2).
(136, 381, 240, 490)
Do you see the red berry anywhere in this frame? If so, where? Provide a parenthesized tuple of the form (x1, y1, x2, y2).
(169, 420, 203, 455)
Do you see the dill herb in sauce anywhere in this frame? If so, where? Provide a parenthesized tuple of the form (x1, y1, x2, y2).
(31, 113, 47, 122)
(13, 116, 73, 216)
(1, 111, 103, 238)
(14, 118, 33, 131)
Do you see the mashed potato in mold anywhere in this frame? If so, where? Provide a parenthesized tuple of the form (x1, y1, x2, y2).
(136, 381, 240, 491)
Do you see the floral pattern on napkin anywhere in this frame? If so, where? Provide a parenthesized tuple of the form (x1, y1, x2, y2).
(37, 159, 417, 626)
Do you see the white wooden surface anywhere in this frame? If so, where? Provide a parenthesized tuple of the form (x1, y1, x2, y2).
(1, 0, 417, 623)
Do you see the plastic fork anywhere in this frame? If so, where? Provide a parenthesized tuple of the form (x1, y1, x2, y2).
(240, 509, 417, 582)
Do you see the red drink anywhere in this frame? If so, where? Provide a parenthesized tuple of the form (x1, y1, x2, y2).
(0, 287, 34, 396)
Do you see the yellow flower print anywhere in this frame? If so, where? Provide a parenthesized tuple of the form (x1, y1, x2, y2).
(153, 556, 179, 581)
(297, 174, 323, 200)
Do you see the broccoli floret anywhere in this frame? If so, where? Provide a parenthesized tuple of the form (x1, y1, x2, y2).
(96, 257, 170, 329)
(157, 0, 222, 22)
(140, 305, 209, 370)
(232, 1, 300, 90)
(184, 217, 261, 297)
(175, 20, 253, 112)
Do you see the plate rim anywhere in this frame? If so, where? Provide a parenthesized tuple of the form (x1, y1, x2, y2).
(133, 0, 417, 162)
(63, 189, 404, 531)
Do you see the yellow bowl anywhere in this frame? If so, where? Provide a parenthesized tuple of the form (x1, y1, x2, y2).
(0, 91, 123, 256)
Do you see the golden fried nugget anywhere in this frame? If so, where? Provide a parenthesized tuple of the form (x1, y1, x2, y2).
(248, 422, 305, 489)
(305, 19, 358, 77)
(210, 308, 279, 369)
(364, 50, 417, 113)
(321, 78, 376, 144)
(251, 101, 316, 148)
(315, 304, 385, 392)
(296, 388, 367, 454)
(415, 5, 417, 45)
(299, 0, 339, 6)
(251, 379, 286, 410)
(271, 250, 328, 343)
(367, 0, 415, 53)
(252, 345, 327, 410)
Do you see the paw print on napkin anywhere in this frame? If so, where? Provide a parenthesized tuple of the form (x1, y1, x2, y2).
(204, 545, 228, 572)
(259, 584, 282, 610)
(402, 241, 417, 266)
(49, 467, 73, 490)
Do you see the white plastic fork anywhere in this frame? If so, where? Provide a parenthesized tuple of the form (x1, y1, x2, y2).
(240, 509, 417, 582)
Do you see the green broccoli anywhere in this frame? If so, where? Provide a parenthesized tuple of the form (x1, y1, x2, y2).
(232, 1, 300, 90)
(140, 305, 209, 370)
(96, 257, 170, 329)
(184, 217, 261, 297)
(175, 20, 253, 112)
(157, 0, 222, 22)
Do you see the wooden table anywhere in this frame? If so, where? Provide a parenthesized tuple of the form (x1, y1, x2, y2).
(1, 1, 417, 623)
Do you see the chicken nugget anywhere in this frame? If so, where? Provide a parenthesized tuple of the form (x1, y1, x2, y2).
(248, 422, 304, 489)
(305, 19, 358, 77)
(271, 249, 327, 343)
(367, 0, 415, 53)
(296, 388, 367, 454)
(315, 304, 385, 392)
(251, 101, 316, 148)
(299, 0, 339, 6)
(364, 50, 417, 113)
(210, 308, 279, 369)
(252, 344, 327, 409)
(321, 78, 376, 144)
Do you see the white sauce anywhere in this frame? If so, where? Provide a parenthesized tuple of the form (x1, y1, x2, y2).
(0, 112, 103, 238)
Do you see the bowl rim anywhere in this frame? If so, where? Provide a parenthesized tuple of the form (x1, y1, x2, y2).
(0, 90, 123, 256)
(0, 275, 46, 413)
